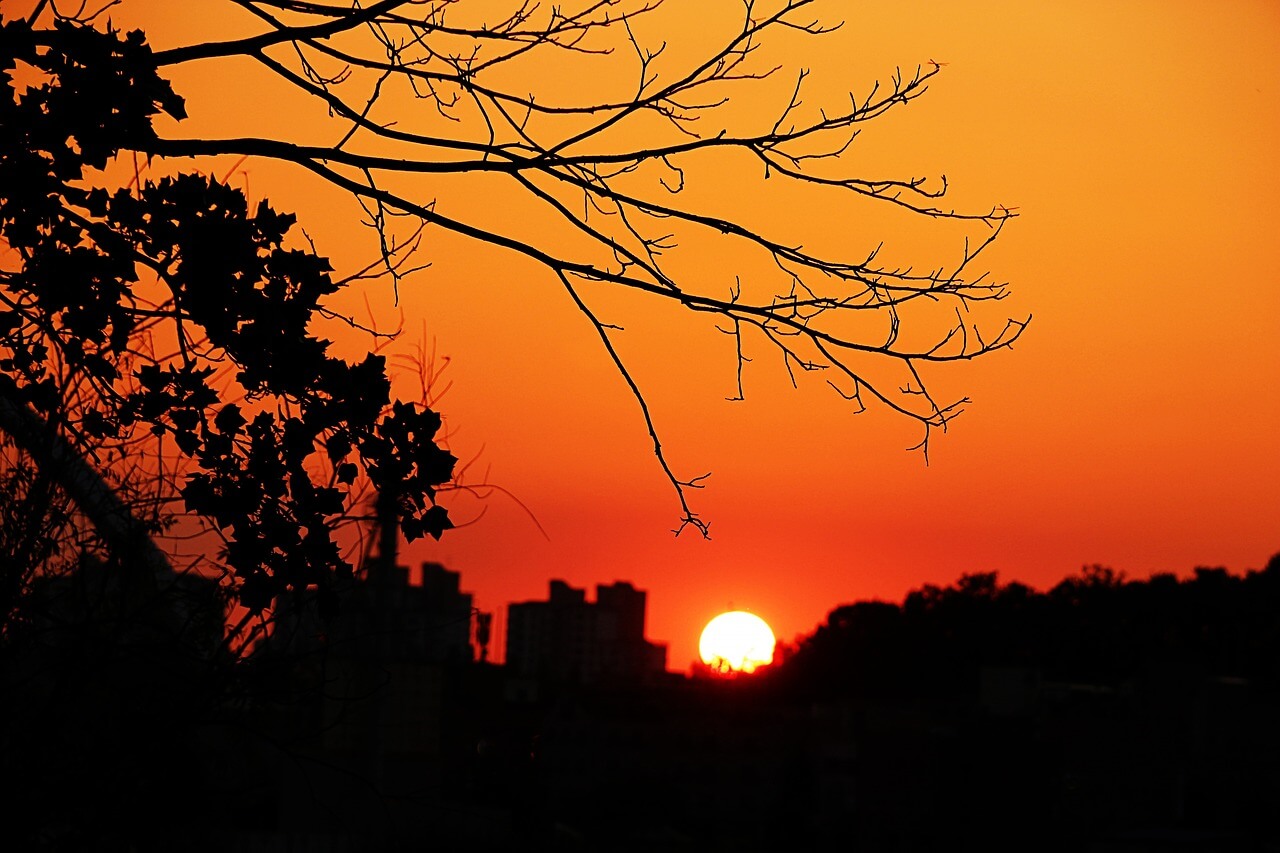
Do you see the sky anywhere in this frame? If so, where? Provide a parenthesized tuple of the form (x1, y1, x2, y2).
(24, 0, 1280, 671)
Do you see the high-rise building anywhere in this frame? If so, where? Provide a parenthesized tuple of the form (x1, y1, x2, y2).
(268, 560, 476, 664)
(506, 580, 667, 684)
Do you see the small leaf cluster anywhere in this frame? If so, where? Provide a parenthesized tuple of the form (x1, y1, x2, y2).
(1, 16, 453, 614)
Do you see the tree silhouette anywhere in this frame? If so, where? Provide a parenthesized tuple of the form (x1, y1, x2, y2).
(2, 0, 1025, 618)
(1, 12, 456, 642)
(768, 557, 1280, 847)
(779, 556, 1280, 702)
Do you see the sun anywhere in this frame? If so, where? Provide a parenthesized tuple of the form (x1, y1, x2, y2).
(699, 611, 776, 674)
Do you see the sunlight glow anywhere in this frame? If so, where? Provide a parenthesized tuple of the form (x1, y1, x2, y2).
(699, 611, 776, 674)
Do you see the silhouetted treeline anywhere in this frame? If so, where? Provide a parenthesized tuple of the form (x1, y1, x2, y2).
(774, 555, 1280, 703)
(729, 555, 1280, 851)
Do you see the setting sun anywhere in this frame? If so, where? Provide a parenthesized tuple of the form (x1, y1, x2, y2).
(699, 611, 776, 674)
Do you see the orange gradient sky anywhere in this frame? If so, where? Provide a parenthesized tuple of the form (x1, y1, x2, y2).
(22, 1, 1279, 670)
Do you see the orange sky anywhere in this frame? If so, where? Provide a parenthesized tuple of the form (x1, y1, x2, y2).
(24, 0, 1280, 670)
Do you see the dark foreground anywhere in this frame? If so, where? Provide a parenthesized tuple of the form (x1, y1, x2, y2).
(4, 557, 1279, 852)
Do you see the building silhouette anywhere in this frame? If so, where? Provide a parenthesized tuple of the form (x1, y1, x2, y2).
(506, 580, 667, 685)
(360, 559, 477, 664)
(245, 560, 510, 846)
(268, 559, 477, 665)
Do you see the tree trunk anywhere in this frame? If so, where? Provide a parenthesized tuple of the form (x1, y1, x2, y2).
(0, 392, 172, 582)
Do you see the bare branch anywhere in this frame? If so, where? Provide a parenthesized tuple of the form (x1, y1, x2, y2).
(15, 0, 1028, 533)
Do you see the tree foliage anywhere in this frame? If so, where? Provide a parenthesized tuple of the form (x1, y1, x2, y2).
(0, 13, 455, 624)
